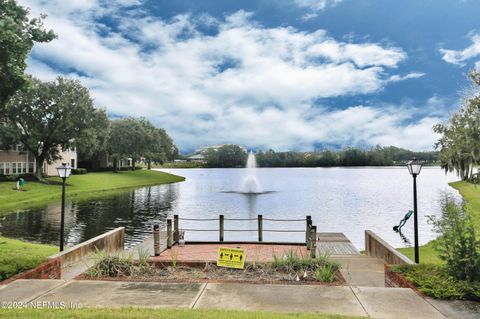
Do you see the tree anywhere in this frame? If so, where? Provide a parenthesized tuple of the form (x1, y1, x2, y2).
(108, 118, 147, 172)
(0, 0, 56, 107)
(434, 71, 480, 180)
(108, 117, 177, 171)
(138, 121, 177, 169)
(75, 108, 110, 161)
(205, 145, 247, 168)
(0, 77, 99, 179)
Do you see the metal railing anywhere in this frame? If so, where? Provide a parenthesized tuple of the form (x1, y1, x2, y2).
(153, 214, 318, 257)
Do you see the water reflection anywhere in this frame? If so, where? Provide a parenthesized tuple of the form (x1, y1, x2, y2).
(0, 184, 179, 248)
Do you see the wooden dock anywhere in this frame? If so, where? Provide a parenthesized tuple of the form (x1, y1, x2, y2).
(316, 233, 360, 255)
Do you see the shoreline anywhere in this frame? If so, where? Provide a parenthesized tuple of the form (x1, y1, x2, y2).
(0, 170, 185, 216)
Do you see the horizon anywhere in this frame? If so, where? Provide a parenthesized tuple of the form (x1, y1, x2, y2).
(19, 0, 480, 152)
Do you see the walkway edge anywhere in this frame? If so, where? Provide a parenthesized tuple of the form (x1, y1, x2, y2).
(349, 286, 371, 318)
(190, 283, 207, 309)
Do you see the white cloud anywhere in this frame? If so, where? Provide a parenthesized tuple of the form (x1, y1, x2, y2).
(293, 0, 343, 20)
(440, 33, 480, 66)
(388, 72, 425, 83)
(294, 0, 343, 11)
(19, 1, 435, 151)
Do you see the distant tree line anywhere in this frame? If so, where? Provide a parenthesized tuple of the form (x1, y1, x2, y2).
(200, 144, 438, 168)
(256, 146, 437, 167)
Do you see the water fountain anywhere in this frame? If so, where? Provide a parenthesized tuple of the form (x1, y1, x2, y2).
(242, 151, 262, 194)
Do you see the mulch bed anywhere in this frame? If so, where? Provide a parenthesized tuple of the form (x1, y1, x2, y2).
(77, 262, 347, 286)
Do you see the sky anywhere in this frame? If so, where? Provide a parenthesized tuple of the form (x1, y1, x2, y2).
(19, 0, 480, 152)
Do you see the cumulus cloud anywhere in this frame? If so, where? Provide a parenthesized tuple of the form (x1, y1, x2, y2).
(440, 33, 480, 67)
(20, 0, 435, 151)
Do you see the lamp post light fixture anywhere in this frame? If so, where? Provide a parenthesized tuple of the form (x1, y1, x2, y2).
(406, 157, 423, 264)
(56, 163, 72, 252)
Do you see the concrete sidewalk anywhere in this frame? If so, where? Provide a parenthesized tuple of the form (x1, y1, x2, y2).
(0, 279, 447, 318)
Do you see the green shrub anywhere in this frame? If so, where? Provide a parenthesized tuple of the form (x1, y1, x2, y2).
(270, 251, 339, 282)
(398, 264, 480, 300)
(86, 250, 134, 277)
(430, 198, 480, 281)
(71, 168, 87, 175)
(315, 263, 336, 282)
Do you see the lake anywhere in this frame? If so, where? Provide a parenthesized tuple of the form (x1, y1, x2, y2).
(0, 167, 460, 250)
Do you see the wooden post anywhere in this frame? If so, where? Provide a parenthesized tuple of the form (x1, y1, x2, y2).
(153, 224, 160, 256)
(306, 216, 312, 248)
(310, 225, 317, 258)
(219, 215, 224, 242)
(173, 215, 179, 243)
(167, 219, 172, 248)
(258, 214, 263, 242)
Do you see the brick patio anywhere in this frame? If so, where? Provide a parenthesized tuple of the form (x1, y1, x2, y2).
(150, 243, 309, 263)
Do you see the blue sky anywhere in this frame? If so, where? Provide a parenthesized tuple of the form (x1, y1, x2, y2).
(20, 0, 480, 152)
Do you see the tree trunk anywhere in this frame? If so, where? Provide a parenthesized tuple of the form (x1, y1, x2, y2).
(131, 159, 135, 171)
(35, 158, 44, 180)
(147, 160, 151, 170)
(113, 158, 118, 173)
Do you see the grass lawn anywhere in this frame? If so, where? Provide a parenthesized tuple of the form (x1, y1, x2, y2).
(0, 170, 185, 216)
(397, 241, 442, 265)
(0, 308, 365, 319)
(449, 181, 480, 228)
(0, 236, 57, 282)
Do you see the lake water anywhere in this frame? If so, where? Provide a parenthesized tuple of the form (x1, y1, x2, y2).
(0, 167, 460, 250)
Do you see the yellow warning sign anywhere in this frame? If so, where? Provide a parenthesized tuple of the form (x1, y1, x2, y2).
(217, 247, 245, 269)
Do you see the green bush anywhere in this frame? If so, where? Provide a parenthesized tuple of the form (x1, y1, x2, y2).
(86, 250, 134, 277)
(71, 168, 87, 175)
(315, 263, 336, 282)
(430, 198, 480, 281)
(397, 264, 480, 300)
(270, 250, 339, 282)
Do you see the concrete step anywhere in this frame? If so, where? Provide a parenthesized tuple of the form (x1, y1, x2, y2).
(333, 255, 386, 287)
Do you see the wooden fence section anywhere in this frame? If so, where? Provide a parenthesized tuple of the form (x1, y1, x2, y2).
(365, 230, 414, 265)
(48, 227, 125, 268)
(154, 215, 318, 257)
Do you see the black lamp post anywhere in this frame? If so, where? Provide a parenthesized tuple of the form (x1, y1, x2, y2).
(406, 157, 423, 264)
(57, 163, 71, 252)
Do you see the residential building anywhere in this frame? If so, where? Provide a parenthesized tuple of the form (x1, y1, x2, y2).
(0, 143, 77, 176)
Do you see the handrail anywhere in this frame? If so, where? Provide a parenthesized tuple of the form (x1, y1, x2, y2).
(154, 214, 314, 248)
(263, 218, 305, 222)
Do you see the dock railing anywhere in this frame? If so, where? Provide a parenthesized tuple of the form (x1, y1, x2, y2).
(153, 215, 318, 257)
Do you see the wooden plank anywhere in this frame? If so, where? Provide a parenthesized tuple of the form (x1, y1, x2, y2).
(316, 232, 360, 255)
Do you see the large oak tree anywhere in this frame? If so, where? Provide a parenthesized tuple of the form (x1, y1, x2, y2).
(0, 77, 100, 179)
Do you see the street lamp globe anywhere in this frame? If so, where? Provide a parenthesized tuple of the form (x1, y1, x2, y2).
(406, 157, 423, 176)
(57, 163, 72, 179)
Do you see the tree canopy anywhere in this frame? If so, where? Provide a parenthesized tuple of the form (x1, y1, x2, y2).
(204, 145, 247, 168)
(0, 76, 98, 178)
(0, 0, 55, 107)
(434, 71, 480, 181)
(107, 117, 177, 171)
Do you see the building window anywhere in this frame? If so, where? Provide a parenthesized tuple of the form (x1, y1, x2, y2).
(29, 162, 34, 173)
(71, 158, 76, 168)
(0, 163, 4, 175)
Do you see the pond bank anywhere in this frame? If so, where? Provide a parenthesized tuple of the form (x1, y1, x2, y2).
(397, 180, 479, 264)
(0, 170, 185, 216)
(0, 236, 57, 282)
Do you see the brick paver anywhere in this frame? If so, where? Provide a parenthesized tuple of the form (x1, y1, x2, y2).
(151, 243, 308, 263)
